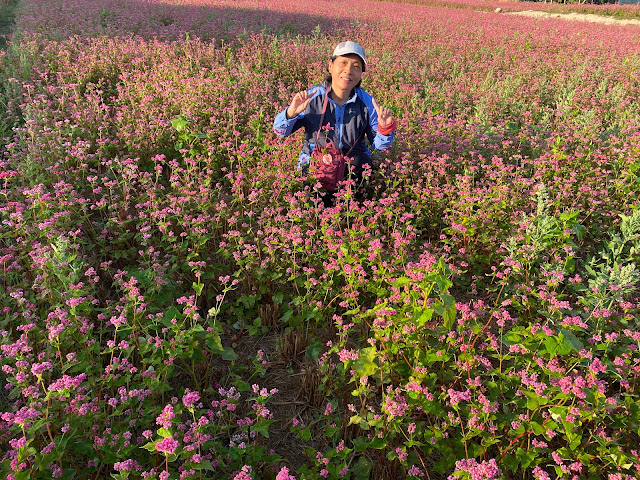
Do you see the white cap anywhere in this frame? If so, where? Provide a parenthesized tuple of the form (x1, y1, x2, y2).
(332, 41, 366, 70)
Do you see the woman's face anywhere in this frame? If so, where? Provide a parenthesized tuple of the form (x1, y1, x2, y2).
(328, 54, 364, 92)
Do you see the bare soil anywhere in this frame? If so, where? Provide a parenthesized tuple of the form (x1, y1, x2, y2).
(506, 9, 640, 26)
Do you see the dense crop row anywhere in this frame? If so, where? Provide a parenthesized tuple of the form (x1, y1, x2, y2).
(2, 0, 640, 479)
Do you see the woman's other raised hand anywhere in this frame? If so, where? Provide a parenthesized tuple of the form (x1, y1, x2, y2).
(372, 97, 395, 130)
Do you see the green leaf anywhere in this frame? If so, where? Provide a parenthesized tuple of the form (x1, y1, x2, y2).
(565, 257, 576, 272)
(326, 425, 339, 437)
(550, 406, 566, 423)
(502, 453, 519, 473)
(466, 442, 485, 458)
(369, 437, 386, 449)
(193, 460, 214, 471)
(414, 307, 433, 327)
(167, 453, 178, 463)
(555, 332, 573, 355)
(222, 346, 238, 361)
(516, 447, 535, 469)
(251, 422, 270, 438)
(191, 347, 205, 363)
(353, 347, 377, 377)
(530, 421, 546, 435)
(543, 336, 559, 357)
(629, 400, 640, 421)
(577, 453, 594, 465)
(191, 324, 206, 333)
(353, 437, 369, 452)
(279, 309, 294, 324)
(172, 116, 189, 132)
(61, 469, 76, 480)
(57, 428, 77, 451)
(158, 427, 172, 438)
(502, 330, 522, 346)
(300, 427, 311, 441)
(206, 333, 224, 354)
(29, 417, 53, 433)
(393, 276, 411, 288)
(559, 328, 584, 352)
(435, 275, 452, 293)
(141, 441, 157, 452)
(129, 269, 154, 287)
(306, 336, 324, 360)
(349, 415, 363, 426)
(523, 390, 543, 409)
(71, 440, 95, 456)
(163, 306, 181, 326)
(439, 293, 456, 330)
(569, 436, 581, 451)
(352, 456, 373, 480)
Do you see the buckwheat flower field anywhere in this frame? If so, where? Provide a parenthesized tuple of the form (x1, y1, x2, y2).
(2, 0, 640, 478)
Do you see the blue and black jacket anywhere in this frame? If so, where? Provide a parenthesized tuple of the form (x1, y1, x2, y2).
(273, 82, 395, 171)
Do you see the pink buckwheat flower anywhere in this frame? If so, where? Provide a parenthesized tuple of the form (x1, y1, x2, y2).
(232, 465, 252, 480)
(408, 465, 425, 477)
(449, 458, 502, 479)
(276, 466, 296, 480)
(156, 437, 179, 455)
(182, 389, 200, 408)
(156, 404, 175, 429)
(31, 361, 52, 376)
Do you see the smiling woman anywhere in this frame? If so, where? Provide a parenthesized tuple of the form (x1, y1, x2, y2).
(273, 41, 397, 202)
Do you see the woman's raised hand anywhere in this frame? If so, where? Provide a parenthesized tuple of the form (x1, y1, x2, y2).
(286, 89, 317, 119)
(372, 97, 395, 129)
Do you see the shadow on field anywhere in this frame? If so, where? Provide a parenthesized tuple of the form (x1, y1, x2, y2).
(16, 0, 364, 44)
(0, 0, 19, 49)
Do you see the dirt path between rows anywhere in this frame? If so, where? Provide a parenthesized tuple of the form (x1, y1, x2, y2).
(506, 9, 640, 26)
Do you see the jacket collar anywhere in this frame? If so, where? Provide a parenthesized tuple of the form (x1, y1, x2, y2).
(323, 83, 358, 107)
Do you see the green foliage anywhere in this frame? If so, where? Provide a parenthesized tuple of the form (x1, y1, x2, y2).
(3, 1, 640, 479)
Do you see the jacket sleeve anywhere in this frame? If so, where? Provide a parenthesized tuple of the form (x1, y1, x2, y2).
(273, 109, 303, 137)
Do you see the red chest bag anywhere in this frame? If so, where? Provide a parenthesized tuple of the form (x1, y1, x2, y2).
(310, 87, 364, 192)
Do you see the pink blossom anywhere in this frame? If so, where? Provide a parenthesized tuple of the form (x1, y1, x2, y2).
(182, 389, 200, 408)
(233, 465, 252, 480)
(276, 467, 296, 480)
(449, 458, 502, 479)
(156, 404, 175, 429)
(155, 437, 179, 455)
